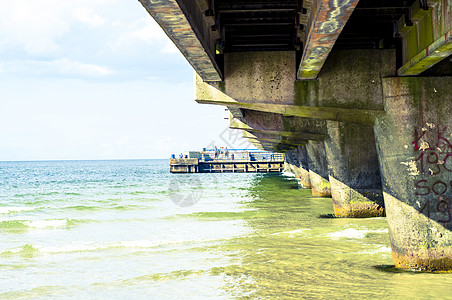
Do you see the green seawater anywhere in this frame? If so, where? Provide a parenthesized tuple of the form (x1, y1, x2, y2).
(0, 159, 451, 299)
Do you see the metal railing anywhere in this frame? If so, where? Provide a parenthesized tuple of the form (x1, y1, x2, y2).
(198, 149, 283, 162)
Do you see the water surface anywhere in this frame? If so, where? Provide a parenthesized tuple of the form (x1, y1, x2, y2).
(0, 160, 450, 299)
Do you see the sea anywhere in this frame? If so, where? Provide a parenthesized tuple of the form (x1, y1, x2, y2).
(0, 159, 451, 299)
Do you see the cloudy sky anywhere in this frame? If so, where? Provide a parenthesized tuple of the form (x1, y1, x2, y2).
(0, 0, 251, 161)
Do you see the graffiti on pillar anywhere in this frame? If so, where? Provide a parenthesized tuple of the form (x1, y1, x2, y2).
(411, 122, 452, 224)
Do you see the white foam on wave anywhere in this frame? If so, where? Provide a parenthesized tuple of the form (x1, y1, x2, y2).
(39, 242, 112, 253)
(0, 207, 35, 214)
(24, 219, 68, 229)
(281, 171, 296, 177)
(327, 228, 388, 239)
(358, 246, 391, 255)
(14, 238, 215, 255)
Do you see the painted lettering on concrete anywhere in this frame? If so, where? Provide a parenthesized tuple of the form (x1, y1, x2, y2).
(411, 123, 452, 224)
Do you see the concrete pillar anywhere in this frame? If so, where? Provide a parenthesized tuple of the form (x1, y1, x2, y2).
(374, 77, 452, 271)
(306, 140, 331, 197)
(284, 149, 298, 176)
(294, 146, 311, 188)
(285, 146, 311, 188)
(325, 121, 385, 217)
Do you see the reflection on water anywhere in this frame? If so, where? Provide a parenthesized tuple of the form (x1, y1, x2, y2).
(0, 161, 451, 299)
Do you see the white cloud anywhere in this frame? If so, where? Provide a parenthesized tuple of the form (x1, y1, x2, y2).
(73, 7, 105, 27)
(25, 38, 60, 55)
(0, 1, 70, 54)
(111, 17, 171, 51)
(1, 59, 114, 77)
(0, 0, 114, 56)
(56, 59, 114, 76)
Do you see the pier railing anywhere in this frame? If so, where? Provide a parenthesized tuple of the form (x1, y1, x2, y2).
(198, 149, 283, 162)
(170, 149, 284, 173)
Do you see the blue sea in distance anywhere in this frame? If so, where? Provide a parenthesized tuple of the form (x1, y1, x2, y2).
(0, 159, 451, 299)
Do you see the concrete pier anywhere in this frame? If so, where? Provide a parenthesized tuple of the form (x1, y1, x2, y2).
(141, 0, 452, 270)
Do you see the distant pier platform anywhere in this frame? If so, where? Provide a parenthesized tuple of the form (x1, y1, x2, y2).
(170, 149, 284, 173)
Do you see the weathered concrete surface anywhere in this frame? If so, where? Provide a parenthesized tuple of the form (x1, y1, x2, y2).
(285, 146, 311, 188)
(242, 131, 307, 147)
(297, 0, 360, 79)
(138, 0, 222, 81)
(196, 50, 389, 124)
(230, 110, 328, 141)
(397, 0, 452, 75)
(374, 76, 452, 271)
(198, 96, 382, 124)
(325, 121, 384, 217)
(295, 49, 396, 111)
(224, 52, 295, 104)
(306, 140, 331, 197)
(229, 109, 328, 160)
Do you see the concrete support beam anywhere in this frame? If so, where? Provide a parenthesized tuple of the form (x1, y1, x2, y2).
(223, 51, 295, 104)
(296, 49, 396, 111)
(297, 0, 360, 79)
(230, 118, 312, 139)
(398, 29, 452, 76)
(139, 0, 222, 81)
(229, 111, 328, 141)
(242, 131, 307, 147)
(397, 0, 452, 76)
(306, 140, 331, 197)
(197, 92, 382, 125)
(196, 50, 396, 125)
(325, 121, 384, 217)
(249, 139, 295, 152)
(374, 76, 452, 271)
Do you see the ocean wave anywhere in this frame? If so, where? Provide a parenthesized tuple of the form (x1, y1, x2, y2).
(0, 244, 40, 256)
(25, 219, 68, 229)
(327, 228, 388, 240)
(0, 219, 68, 231)
(64, 205, 101, 211)
(62, 204, 153, 212)
(270, 229, 308, 236)
(0, 220, 29, 231)
(64, 192, 82, 196)
(0, 207, 35, 214)
(0, 238, 214, 256)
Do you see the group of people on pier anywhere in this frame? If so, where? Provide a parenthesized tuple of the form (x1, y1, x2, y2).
(213, 146, 233, 159)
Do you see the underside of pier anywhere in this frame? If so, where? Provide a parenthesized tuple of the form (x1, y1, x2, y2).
(140, 0, 452, 271)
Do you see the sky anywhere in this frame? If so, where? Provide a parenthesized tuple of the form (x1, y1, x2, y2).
(0, 0, 252, 161)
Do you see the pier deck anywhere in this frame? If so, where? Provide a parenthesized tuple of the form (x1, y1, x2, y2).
(170, 150, 284, 173)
